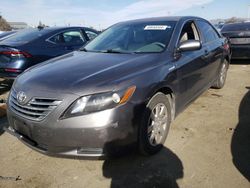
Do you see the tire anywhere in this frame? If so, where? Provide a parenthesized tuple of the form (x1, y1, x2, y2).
(212, 61, 229, 89)
(139, 92, 172, 155)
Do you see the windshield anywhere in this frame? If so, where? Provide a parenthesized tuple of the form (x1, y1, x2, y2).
(84, 21, 176, 53)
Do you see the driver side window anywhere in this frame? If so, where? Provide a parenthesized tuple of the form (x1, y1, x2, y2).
(179, 21, 200, 43)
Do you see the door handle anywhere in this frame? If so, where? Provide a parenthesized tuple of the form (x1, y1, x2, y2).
(204, 50, 209, 56)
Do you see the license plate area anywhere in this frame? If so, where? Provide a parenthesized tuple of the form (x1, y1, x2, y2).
(13, 118, 31, 138)
(230, 38, 250, 45)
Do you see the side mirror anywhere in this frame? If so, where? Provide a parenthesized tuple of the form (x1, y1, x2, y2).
(178, 40, 201, 52)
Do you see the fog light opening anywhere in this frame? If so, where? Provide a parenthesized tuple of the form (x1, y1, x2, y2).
(77, 148, 103, 154)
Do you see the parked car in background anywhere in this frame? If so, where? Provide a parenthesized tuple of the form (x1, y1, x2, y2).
(5, 16, 230, 158)
(0, 31, 18, 42)
(0, 27, 98, 79)
(221, 22, 250, 59)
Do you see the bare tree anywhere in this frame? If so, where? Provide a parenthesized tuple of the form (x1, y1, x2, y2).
(225, 17, 246, 24)
(0, 16, 11, 31)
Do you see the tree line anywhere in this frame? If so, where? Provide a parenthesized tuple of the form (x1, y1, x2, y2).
(0, 16, 11, 31)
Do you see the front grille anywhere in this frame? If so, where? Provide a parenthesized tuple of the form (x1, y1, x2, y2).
(9, 90, 62, 121)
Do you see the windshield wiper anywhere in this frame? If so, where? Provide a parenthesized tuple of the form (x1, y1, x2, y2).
(101, 49, 133, 54)
(79, 48, 101, 53)
(79, 48, 134, 54)
(79, 47, 88, 52)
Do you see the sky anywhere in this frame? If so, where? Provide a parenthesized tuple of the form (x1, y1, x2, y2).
(0, 0, 250, 29)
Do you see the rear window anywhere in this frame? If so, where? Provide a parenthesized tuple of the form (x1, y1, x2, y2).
(222, 23, 250, 32)
(3, 29, 49, 43)
(196, 20, 219, 43)
(0, 31, 16, 38)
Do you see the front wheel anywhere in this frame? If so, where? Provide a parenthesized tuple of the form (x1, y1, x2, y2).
(139, 92, 172, 155)
(212, 61, 229, 89)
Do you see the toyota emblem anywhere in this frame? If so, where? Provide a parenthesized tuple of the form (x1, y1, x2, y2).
(17, 91, 27, 104)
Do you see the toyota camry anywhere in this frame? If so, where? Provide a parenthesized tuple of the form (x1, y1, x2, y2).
(5, 16, 230, 158)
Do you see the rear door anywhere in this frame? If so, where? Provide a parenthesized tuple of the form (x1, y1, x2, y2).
(195, 20, 223, 84)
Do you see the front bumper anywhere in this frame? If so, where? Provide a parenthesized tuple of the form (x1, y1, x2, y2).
(6, 99, 141, 158)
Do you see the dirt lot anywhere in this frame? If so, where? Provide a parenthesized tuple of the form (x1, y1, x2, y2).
(0, 62, 249, 188)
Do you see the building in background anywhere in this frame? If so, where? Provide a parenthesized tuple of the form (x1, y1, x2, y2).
(8, 22, 29, 30)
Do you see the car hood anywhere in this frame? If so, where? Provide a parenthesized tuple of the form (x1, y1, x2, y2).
(14, 51, 163, 96)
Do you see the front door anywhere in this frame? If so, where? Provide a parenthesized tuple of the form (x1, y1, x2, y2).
(175, 21, 209, 109)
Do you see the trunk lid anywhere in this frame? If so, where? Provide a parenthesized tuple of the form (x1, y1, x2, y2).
(0, 45, 20, 64)
(222, 30, 250, 45)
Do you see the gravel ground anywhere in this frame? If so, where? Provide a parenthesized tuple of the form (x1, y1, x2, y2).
(0, 62, 249, 188)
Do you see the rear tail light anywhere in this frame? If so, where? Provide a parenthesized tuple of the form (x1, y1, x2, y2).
(223, 43, 230, 50)
(4, 68, 22, 73)
(0, 51, 32, 58)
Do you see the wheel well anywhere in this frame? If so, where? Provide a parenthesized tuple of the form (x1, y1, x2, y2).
(157, 87, 173, 96)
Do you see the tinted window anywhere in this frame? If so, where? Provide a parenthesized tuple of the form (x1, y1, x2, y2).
(196, 20, 219, 43)
(49, 30, 85, 45)
(3, 29, 50, 43)
(179, 21, 200, 43)
(0, 31, 17, 38)
(85, 21, 176, 53)
(222, 23, 250, 32)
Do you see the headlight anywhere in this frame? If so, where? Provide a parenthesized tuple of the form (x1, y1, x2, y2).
(62, 86, 136, 118)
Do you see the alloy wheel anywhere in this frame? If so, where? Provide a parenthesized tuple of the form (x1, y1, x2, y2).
(147, 103, 168, 146)
(220, 63, 227, 84)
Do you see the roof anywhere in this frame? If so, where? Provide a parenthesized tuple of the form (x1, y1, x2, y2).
(35, 26, 97, 32)
(37, 26, 83, 30)
(118, 16, 204, 24)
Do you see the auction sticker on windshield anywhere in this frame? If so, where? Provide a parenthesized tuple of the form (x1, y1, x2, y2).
(144, 25, 171, 30)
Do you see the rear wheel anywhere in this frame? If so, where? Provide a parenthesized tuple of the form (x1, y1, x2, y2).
(212, 61, 229, 89)
(139, 92, 172, 155)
